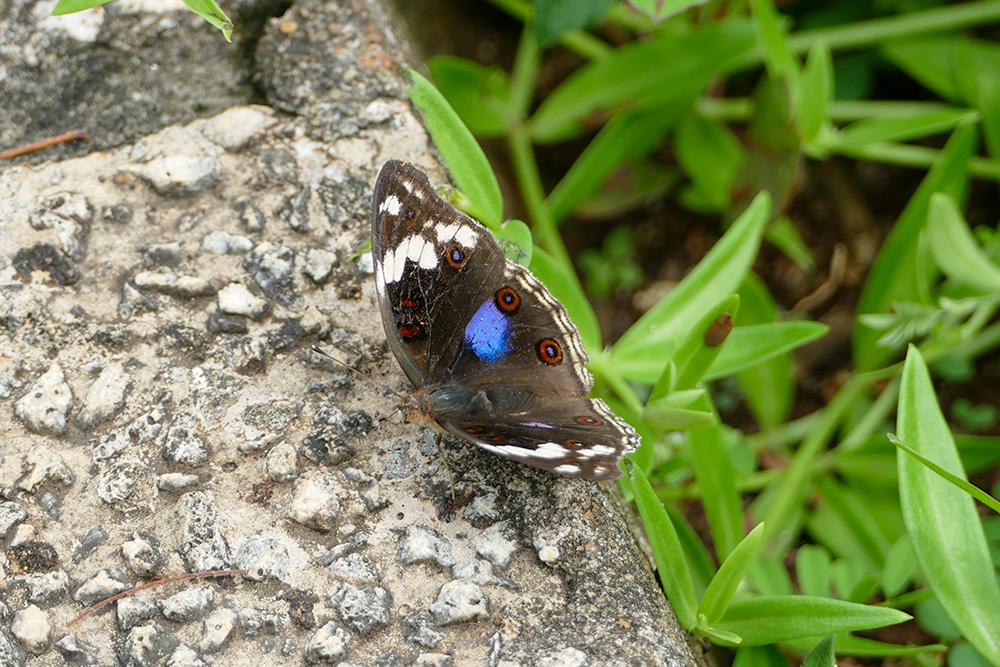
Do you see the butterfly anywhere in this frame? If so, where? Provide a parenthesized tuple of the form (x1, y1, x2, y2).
(370, 161, 639, 481)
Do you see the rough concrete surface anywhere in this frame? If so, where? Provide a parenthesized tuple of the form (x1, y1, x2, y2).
(0, 1, 698, 665)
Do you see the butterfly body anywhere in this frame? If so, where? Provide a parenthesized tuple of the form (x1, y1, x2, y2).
(371, 161, 639, 481)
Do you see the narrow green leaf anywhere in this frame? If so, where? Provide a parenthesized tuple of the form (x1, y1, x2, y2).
(749, 553, 794, 596)
(799, 41, 832, 143)
(699, 523, 767, 625)
(802, 636, 835, 667)
(785, 634, 947, 657)
(765, 215, 815, 272)
(891, 434, 1000, 516)
(704, 321, 829, 380)
(816, 476, 892, 567)
(735, 275, 793, 429)
(749, 0, 797, 81)
(897, 346, 1000, 664)
(529, 248, 600, 353)
(714, 596, 910, 647)
(666, 503, 718, 598)
(641, 396, 716, 431)
(926, 192, 1000, 292)
(673, 295, 740, 391)
(428, 56, 512, 137)
(688, 395, 744, 561)
(882, 535, 917, 598)
(629, 464, 698, 627)
(853, 123, 976, 370)
(675, 111, 746, 212)
(838, 109, 979, 149)
(52, 0, 110, 14)
(528, 21, 755, 142)
(548, 105, 689, 223)
(795, 545, 832, 598)
(611, 192, 770, 382)
(533, 0, 615, 48)
(405, 70, 503, 228)
(733, 645, 790, 667)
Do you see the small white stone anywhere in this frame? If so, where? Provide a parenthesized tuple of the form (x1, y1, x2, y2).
(201, 230, 253, 254)
(123, 154, 221, 197)
(266, 442, 298, 482)
(199, 608, 236, 654)
(78, 363, 131, 429)
(356, 252, 374, 275)
(18, 450, 73, 492)
(470, 521, 519, 567)
(428, 580, 488, 625)
(290, 474, 343, 532)
(14, 363, 73, 435)
(189, 106, 279, 151)
(12, 604, 52, 654)
(217, 282, 268, 318)
(157, 473, 200, 493)
(304, 248, 338, 283)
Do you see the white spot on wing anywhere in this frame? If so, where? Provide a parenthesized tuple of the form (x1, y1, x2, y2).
(454, 226, 477, 247)
(534, 442, 569, 460)
(554, 464, 580, 475)
(379, 194, 401, 215)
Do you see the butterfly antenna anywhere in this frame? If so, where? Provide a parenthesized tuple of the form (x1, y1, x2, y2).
(310, 345, 405, 435)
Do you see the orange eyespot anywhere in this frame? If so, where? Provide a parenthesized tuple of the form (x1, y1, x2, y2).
(576, 416, 603, 426)
(565, 439, 587, 448)
(495, 287, 520, 313)
(537, 338, 562, 364)
(446, 244, 466, 269)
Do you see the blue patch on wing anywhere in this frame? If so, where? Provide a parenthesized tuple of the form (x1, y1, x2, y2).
(465, 298, 511, 363)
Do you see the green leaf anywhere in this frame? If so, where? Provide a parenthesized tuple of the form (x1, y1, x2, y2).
(548, 105, 689, 223)
(765, 215, 815, 272)
(749, 553, 794, 596)
(405, 70, 504, 228)
(891, 434, 1000, 516)
(713, 596, 910, 647)
(881, 535, 917, 599)
(733, 645, 790, 667)
(795, 545, 832, 598)
(749, 0, 797, 81)
(529, 248, 601, 353)
(528, 20, 756, 142)
(494, 219, 534, 266)
(641, 391, 716, 431)
(626, 0, 709, 24)
(735, 275, 793, 429)
(837, 109, 979, 150)
(897, 346, 1000, 664)
(688, 395, 744, 561)
(666, 503, 718, 598)
(675, 111, 746, 212)
(52, 0, 111, 14)
(699, 523, 767, 625)
(704, 321, 829, 380)
(611, 192, 770, 382)
(181, 0, 233, 40)
(926, 192, 1000, 293)
(629, 464, 698, 627)
(802, 636, 835, 667)
(533, 0, 615, 48)
(786, 634, 946, 658)
(853, 123, 976, 370)
(672, 295, 740, 391)
(428, 56, 512, 137)
(799, 41, 832, 144)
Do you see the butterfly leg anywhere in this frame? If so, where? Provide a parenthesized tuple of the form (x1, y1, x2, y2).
(434, 433, 456, 501)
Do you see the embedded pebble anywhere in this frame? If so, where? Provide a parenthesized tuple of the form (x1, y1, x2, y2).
(28, 192, 91, 260)
(463, 492, 499, 524)
(158, 473, 200, 493)
(395, 525, 455, 567)
(538, 647, 588, 667)
(90, 409, 165, 460)
(14, 364, 73, 435)
(124, 153, 221, 197)
(54, 634, 99, 665)
(328, 552, 377, 580)
(266, 442, 299, 482)
(235, 197, 265, 231)
(244, 242, 296, 304)
(73, 569, 132, 606)
(429, 580, 488, 625)
(470, 521, 519, 567)
(417, 653, 454, 667)
(356, 251, 374, 274)
(166, 643, 207, 667)
(162, 415, 210, 466)
(359, 99, 394, 124)
(121, 532, 165, 578)
(327, 583, 390, 635)
(72, 525, 109, 563)
(304, 248, 338, 283)
(359, 483, 388, 512)
(134, 269, 216, 297)
(191, 105, 278, 151)
(235, 537, 289, 582)
(304, 621, 352, 663)
(452, 559, 511, 588)
(116, 596, 161, 632)
(146, 242, 183, 266)
(400, 613, 443, 649)
(178, 492, 231, 571)
(0, 501, 28, 538)
(161, 586, 215, 623)
(117, 623, 180, 667)
(201, 230, 253, 254)
(18, 450, 73, 492)
(534, 527, 570, 564)
(290, 474, 343, 532)
(217, 282, 268, 318)
(198, 607, 236, 654)
(11, 605, 51, 655)
(25, 569, 70, 605)
(236, 608, 283, 636)
(95, 462, 140, 506)
(77, 363, 131, 429)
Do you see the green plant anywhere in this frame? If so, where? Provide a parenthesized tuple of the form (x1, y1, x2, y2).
(412, 0, 1000, 664)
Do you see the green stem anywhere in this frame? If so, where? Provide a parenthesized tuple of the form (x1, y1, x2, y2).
(484, 0, 611, 60)
(508, 26, 540, 121)
(698, 97, 974, 123)
(835, 142, 1000, 182)
(835, 376, 901, 454)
